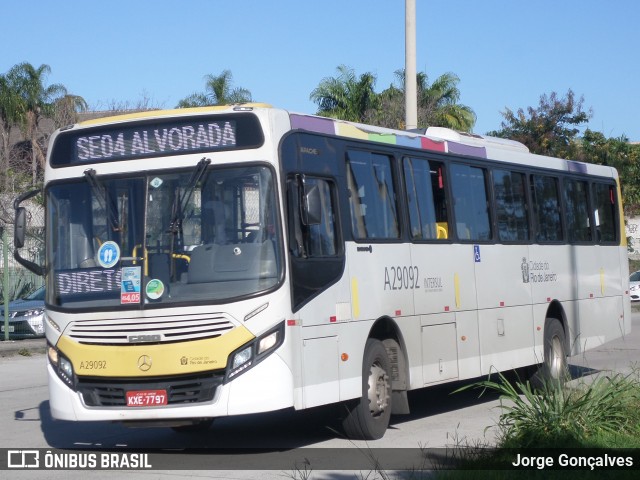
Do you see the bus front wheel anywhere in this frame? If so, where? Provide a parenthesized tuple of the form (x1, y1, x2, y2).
(342, 339, 392, 440)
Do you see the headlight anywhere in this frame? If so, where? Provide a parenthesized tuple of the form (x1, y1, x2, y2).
(15, 308, 44, 318)
(631, 284, 639, 292)
(231, 346, 253, 370)
(48, 343, 75, 388)
(27, 314, 44, 335)
(60, 357, 74, 379)
(225, 322, 284, 382)
(258, 330, 279, 354)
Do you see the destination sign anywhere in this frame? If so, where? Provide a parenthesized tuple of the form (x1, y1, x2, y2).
(75, 120, 236, 162)
(51, 113, 264, 167)
(55, 268, 121, 296)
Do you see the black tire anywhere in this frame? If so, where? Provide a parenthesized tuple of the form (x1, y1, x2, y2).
(342, 339, 392, 440)
(541, 318, 569, 386)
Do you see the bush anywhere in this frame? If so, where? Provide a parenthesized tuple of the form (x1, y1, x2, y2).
(457, 371, 640, 449)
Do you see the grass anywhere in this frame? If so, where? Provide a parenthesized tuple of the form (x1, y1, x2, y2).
(462, 371, 640, 448)
(433, 370, 640, 479)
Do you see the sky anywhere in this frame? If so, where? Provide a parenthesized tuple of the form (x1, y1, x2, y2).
(1, 0, 638, 140)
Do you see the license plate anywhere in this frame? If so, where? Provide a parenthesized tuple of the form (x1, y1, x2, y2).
(126, 390, 168, 407)
(1, 325, 15, 333)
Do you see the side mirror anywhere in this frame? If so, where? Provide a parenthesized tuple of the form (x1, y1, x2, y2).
(14, 207, 27, 248)
(13, 189, 44, 276)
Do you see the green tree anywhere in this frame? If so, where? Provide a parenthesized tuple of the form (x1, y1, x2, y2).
(7, 63, 67, 185)
(177, 70, 252, 107)
(578, 129, 640, 215)
(488, 89, 591, 158)
(310, 65, 379, 122)
(372, 70, 476, 132)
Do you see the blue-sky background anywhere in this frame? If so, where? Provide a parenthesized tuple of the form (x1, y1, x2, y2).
(2, 0, 638, 140)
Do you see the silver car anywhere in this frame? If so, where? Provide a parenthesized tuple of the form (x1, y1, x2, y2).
(1, 286, 45, 338)
(630, 271, 640, 302)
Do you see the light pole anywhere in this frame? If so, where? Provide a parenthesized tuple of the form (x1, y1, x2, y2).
(405, 0, 418, 130)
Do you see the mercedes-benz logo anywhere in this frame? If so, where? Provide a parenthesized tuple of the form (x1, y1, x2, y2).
(137, 355, 152, 372)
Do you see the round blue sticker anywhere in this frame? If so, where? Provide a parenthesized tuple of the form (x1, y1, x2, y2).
(96, 241, 121, 268)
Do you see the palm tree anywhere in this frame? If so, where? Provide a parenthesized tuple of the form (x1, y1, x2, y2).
(7, 63, 67, 185)
(416, 71, 476, 132)
(0, 73, 24, 191)
(177, 70, 252, 107)
(376, 70, 476, 132)
(54, 94, 89, 128)
(310, 65, 379, 122)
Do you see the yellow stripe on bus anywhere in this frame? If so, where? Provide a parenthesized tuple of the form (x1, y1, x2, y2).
(351, 277, 360, 319)
(56, 326, 255, 377)
(454, 273, 461, 309)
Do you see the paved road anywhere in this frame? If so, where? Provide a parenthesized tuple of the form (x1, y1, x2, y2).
(1, 312, 638, 479)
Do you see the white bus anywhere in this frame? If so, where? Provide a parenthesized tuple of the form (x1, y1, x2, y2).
(14, 104, 631, 440)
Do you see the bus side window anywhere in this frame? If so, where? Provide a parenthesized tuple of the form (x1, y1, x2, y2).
(403, 157, 449, 240)
(450, 163, 491, 241)
(304, 178, 338, 257)
(288, 176, 339, 258)
(493, 169, 529, 242)
(531, 174, 563, 243)
(593, 183, 618, 243)
(346, 150, 399, 240)
(564, 179, 592, 243)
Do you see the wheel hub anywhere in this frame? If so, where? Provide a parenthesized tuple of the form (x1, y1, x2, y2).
(367, 363, 390, 416)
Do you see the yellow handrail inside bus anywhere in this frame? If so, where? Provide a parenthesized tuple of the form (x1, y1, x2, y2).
(436, 223, 448, 240)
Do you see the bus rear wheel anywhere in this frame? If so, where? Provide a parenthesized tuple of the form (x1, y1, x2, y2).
(342, 339, 392, 440)
(542, 318, 569, 386)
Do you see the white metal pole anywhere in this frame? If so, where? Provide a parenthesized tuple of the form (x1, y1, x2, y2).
(405, 0, 418, 130)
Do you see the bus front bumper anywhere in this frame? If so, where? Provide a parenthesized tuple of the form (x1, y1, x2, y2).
(48, 352, 294, 422)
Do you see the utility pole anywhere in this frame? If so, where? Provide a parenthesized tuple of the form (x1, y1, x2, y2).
(405, 0, 418, 130)
(2, 226, 9, 341)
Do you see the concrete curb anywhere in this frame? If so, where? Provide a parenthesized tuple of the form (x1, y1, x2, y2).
(0, 338, 46, 357)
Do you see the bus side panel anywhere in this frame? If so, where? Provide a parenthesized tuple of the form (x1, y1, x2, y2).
(528, 245, 573, 306)
(473, 245, 532, 310)
(301, 335, 340, 408)
(348, 243, 414, 321)
(412, 244, 481, 381)
(570, 244, 625, 355)
(473, 244, 535, 374)
(620, 246, 632, 336)
(478, 305, 535, 375)
(412, 244, 478, 315)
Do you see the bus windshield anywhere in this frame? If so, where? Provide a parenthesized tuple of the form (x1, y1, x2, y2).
(46, 163, 282, 309)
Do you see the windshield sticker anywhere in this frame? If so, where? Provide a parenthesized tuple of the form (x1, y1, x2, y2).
(97, 241, 120, 268)
(121, 266, 142, 304)
(145, 279, 165, 300)
(150, 177, 163, 189)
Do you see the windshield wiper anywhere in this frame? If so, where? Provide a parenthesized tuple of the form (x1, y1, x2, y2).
(84, 168, 121, 232)
(168, 157, 211, 235)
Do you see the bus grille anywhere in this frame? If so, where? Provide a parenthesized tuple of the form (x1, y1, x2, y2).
(66, 313, 235, 345)
(77, 372, 223, 407)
